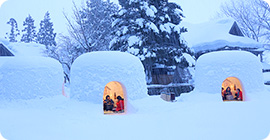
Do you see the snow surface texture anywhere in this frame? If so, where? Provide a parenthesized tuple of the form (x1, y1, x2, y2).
(0, 94, 269, 140)
(70, 51, 148, 103)
(195, 51, 265, 101)
(182, 19, 263, 52)
(0, 57, 63, 100)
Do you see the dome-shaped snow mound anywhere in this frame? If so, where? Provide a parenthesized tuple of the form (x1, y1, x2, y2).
(195, 51, 264, 96)
(70, 51, 148, 103)
(0, 57, 63, 100)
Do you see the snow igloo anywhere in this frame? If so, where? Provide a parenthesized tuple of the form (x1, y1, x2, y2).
(0, 57, 63, 100)
(70, 51, 148, 114)
(195, 51, 265, 101)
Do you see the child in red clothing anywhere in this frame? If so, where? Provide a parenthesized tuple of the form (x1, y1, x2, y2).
(115, 96, 124, 112)
(236, 88, 243, 101)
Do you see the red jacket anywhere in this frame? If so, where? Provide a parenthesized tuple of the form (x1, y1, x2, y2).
(116, 100, 124, 111)
(239, 91, 243, 100)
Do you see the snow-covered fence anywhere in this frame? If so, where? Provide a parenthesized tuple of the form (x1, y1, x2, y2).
(147, 83, 194, 97)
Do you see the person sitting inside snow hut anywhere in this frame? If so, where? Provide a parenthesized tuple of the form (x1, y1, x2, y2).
(221, 87, 225, 100)
(234, 88, 243, 101)
(224, 87, 233, 100)
(115, 96, 124, 113)
(103, 95, 114, 111)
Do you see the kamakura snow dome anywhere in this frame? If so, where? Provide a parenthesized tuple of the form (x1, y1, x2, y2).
(0, 57, 63, 100)
(70, 51, 148, 103)
(194, 51, 264, 100)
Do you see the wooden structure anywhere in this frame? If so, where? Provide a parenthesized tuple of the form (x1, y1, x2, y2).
(0, 43, 14, 56)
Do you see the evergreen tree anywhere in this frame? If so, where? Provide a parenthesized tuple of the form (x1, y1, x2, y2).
(6, 18, 20, 42)
(37, 11, 56, 46)
(21, 14, 36, 43)
(110, 0, 192, 84)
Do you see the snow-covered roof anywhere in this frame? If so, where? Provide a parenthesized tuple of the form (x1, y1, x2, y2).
(0, 38, 46, 57)
(182, 19, 263, 53)
(70, 51, 148, 104)
(195, 51, 265, 101)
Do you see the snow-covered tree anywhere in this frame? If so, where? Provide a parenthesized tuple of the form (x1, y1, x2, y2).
(64, 0, 118, 52)
(48, 34, 83, 83)
(220, 0, 270, 44)
(21, 14, 37, 43)
(6, 18, 20, 42)
(110, 0, 192, 84)
(58, 0, 118, 82)
(37, 11, 57, 46)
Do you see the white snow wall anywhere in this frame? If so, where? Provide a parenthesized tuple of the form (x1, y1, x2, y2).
(195, 51, 265, 100)
(70, 51, 148, 103)
(0, 57, 63, 100)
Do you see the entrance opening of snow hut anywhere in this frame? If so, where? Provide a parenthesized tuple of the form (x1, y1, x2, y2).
(103, 81, 126, 114)
(221, 77, 244, 101)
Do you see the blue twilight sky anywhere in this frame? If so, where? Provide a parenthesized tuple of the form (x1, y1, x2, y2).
(0, 0, 231, 39)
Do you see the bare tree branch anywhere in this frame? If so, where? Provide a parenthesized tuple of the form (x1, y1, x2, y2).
(220, 0, 270, 44)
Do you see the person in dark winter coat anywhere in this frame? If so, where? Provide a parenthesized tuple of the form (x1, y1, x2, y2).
(115, 96, 124, 112)
(221, 87, 225, 100)
(103, 95, 114, 111)
(224, 87, 233, 100)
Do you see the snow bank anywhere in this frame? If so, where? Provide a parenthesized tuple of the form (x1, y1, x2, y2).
(194, 51, 265, 101)
(0, 56, 63, 100)
(70, 51, 148, 104)
(182, 19, 263, 52)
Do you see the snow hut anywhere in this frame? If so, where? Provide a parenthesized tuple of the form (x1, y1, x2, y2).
(182, 19, 264, 59)
(195, 51, 265, 101)
(70, 51, 148, 113)
(0, 57, 63, 100)
(0, 41, 63, 100)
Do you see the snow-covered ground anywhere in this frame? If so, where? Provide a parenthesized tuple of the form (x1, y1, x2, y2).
(0, 90, 269, 140)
